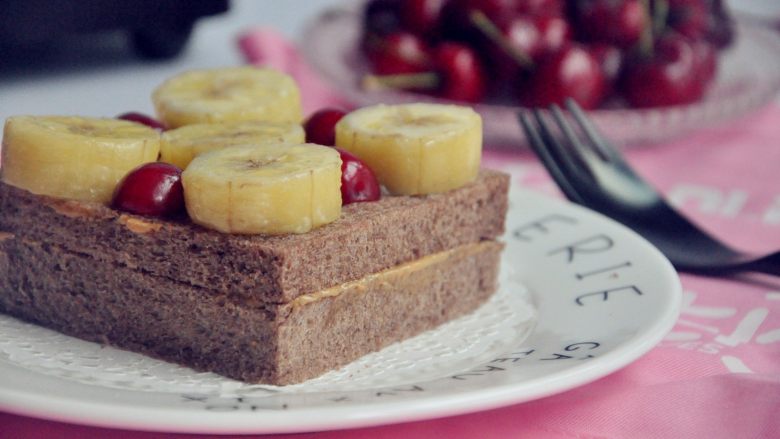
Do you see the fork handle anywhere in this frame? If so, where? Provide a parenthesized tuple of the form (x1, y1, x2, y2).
(744, 250, 780, 277)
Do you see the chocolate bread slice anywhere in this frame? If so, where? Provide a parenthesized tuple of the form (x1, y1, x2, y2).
(0, 170, 508, 303)
(0, 233, 502, 384)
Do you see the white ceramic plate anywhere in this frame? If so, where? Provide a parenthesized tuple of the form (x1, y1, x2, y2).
(0, 188, 681, 434)
(302, 1, 780, 147)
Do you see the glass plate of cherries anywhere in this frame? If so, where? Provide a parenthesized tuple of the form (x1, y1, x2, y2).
(302, 0, 780, 147)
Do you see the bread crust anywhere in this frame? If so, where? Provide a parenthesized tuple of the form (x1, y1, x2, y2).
(0, 170, 509, 303)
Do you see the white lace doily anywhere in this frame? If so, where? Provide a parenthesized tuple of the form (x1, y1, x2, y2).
(0, 261, 534, 397)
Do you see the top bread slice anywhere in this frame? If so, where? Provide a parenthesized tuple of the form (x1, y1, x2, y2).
(0, 170, 509, 304)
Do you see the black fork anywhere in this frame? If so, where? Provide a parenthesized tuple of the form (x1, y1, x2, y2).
(518, 99, 780, 277)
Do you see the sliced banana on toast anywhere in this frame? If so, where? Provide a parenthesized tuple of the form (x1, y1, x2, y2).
(152, 67, 303, 129)
(1, 116, 160, 203)
(161, 120, 305, 170)
(334, 103, 482, 195)
(182, 143, 341, 235)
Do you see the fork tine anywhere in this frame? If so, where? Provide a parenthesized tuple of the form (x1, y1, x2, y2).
(549, 104, 605, 163)
(518, 111, 567, 182)
(531, 108, 595, 187)
(518, 111, 585, 204)
(564, 99, 624, 165)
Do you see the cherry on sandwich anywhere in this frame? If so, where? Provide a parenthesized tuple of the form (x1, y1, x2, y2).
(337, 148, 382, 205)
(304, 108, 347, 146)
(112, 162, 185, 217)
(117, 112, 166, 132)
(303, 108, 381, 204)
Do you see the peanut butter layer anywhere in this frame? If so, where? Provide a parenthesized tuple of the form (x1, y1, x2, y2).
(289, 240, 495, 308)
(0, 236, 503, 385)
(0, 170, 509, 303)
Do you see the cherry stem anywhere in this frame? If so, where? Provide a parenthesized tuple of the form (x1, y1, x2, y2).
(653, 0, 669, 35)
(638, 0, 655, 58)
(362, 72, 440, 91)
(469, 10, 534, 69)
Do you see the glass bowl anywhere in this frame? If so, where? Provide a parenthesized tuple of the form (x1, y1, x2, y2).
(302, 1, 780, 147)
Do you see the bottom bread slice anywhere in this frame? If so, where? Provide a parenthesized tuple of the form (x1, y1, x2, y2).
(0, 233, 502, 385)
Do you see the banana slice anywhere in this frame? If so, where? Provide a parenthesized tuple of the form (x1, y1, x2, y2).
(334, 103, 482, 195)
(161, 120, 305, 170)
(152, 67, 303, 129)
(1, 116, 160, 203)
(182, 143, 341, 235)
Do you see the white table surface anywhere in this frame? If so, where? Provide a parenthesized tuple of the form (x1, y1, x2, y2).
(0, 0, 776, 124)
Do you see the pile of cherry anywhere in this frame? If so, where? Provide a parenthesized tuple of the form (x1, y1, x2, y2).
(360, 0, 734, 108)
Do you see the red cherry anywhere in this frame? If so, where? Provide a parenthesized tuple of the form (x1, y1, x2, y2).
(464, 0, 519, 20)
(521, 44, 607, 109)
(530, 15, 570, 57)
(117, 112, 166, 132)
(586, 43, 623, 96)
(456, 0, 519, 22)
(667, 0, 709, 40)
(574, 0, 648, 48)
(362, 42, 486, 103)
(365, 31, 431, 75)
(621, 34, 704, 108)
(400, 0, 447, 37)
(111, 162, 184, 217)
(468, 11, 532, 84)
(515, 0, 565, 16)
(432, 42, 487, 102)
(336, 148, 381, 205)
(441, 0, 520, 41)
(587, 43, 623, 82)
(304, 108, 347, 146)
(489, 14, 570, 63)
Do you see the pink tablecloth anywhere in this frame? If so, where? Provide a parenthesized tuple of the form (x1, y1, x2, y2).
(3, 28, 780, 439)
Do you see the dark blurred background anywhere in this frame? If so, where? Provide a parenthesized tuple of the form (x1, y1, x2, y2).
(0, 0, 229, 60)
